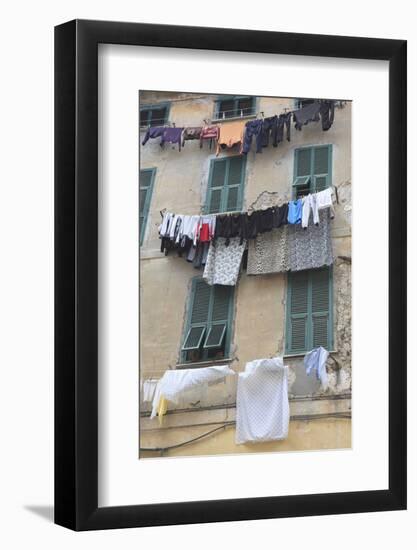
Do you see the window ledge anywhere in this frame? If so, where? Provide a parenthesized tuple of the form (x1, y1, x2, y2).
(211, 114, 256, 123)
(284, 350, 338, 359)
(175, 357, 235, 369)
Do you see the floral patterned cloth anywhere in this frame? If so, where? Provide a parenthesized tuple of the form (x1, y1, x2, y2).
(287, 208, 333, 272)
(247, 226, 289, 275)
(203, 237, 246, 286)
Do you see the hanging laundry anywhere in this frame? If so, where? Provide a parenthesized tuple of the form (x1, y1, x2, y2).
(160, 127, 184, 151)
(141, 126, 166, 146)
(203, 237, 246, 286)
(303, 346, 329, 390)
(247, 225, 289, 275)
(315, 188, 335, 218)
(287, 208, 334, 271)
(151, 365, 235, 420)
(260, 115, 278, 148)
(235, 357, 290, 444)
(200, 125, 219, 149)
(242, 119, 264, 154)
(197, 215, 216, 243)
(142, 379, 158, 403)
(287, 199, 303, 224)
(319, 100, 335, 131)
(182, 126, 202, 146)
(276, 112, 292, 144)
(216, 120, 246, 156)
(301, 194, 318, 228)
(272, 203, 289, 228)
(293, 101, 321, 130)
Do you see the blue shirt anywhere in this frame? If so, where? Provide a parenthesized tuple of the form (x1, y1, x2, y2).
(287, 199, 302, 224)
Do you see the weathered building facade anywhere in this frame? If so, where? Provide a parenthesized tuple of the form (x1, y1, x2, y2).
(139, 91, 352, 458)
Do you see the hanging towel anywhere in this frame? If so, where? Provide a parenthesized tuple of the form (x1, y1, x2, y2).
(216, 121, 246, 155)
(203, 237, 246, 286)
(142, 379, 158, 403)
(287, 208, 333, 272)
(151, 365, 235, 420)
(303, 346, 329, 390)
(246, 225, 289, 275)
(236, 357, 289, 444)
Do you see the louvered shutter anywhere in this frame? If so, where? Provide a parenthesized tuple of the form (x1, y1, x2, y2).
(313, 145, 331, 192)
(296, 148, 312, 177)
(139, 169, 155, 244)
(182, 280, 211, 351)
(204, 285, 232, 349)
(311, 268, 331, 348)
(226, 157, 243, 211)
(206, 157, 245, 214)
(207, 160, 227, 214)
(287, 272, 309, 353)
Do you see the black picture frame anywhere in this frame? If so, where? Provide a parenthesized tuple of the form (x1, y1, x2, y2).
(54, 19, 407, 531)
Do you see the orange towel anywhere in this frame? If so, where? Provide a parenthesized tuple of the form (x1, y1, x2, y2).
(216, 120, 246, 156)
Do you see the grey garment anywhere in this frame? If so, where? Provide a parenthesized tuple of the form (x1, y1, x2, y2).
(246, 226, 289, 275)
(287, 208, 333, 272)
(203, 237, 246, 286)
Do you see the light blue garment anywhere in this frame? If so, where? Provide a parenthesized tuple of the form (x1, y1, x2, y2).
(287, 199, 303, 224)
(303, 346, 329, 389)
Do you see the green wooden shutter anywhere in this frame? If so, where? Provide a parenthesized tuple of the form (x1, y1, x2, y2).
(287, 272, 309, 353)
(313, 145, 331, 192)
(286, 268, 333, 354)
(293, 145, 332, 197)
(206, 157, 245, 214)
(207, 159, 227, 214)
(182, 279, 234, 361)
(311, 268, 332, 349)
(182, 280, 211, 352)
(139, 168, 155, 245)
(204, 285, 231, 349)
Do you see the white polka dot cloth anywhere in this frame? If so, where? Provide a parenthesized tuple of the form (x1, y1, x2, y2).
(236, 357, 289, 444)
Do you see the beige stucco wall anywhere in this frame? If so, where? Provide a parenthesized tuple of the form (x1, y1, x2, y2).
(139, 92, 352, 457)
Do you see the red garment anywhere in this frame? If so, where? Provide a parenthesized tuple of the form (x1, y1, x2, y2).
(199, 223, 211, 242)
(200, 125, 219, 148)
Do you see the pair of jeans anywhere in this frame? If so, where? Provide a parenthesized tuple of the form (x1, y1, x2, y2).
(242, 119, 263, 154)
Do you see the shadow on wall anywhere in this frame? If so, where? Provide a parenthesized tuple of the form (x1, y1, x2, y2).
(24, 505, 54, 523)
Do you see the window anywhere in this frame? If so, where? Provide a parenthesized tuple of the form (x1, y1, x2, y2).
(293, 145, 332, 198)
(295, 98, 317, 109)
(214, 96, 256, 119)
(205, 156, 246, 214)
(181, 278, 234, 363)
(139, 168, 156, 245)
(139, 103, 169, 127)
(285, 267, 333, 355)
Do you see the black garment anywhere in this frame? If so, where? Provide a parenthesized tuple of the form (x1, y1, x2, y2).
(242, 119, 263, 154)
(276, 113, 292, 143)
(193, 241, 209, 269)
(260, 115, 278, 148)
(272, 203, 289, 228)
(258, 207, 275, 233)
(293, 101, 321, 130)
(241, 211, 260, 240)
(319, 100, 335, 131)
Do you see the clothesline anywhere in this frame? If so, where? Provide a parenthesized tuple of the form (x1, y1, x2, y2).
(141, 100, 336, 154)
(142, 99, 340, 130)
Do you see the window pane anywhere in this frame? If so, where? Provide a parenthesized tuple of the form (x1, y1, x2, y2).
(208, 188, 223, 214)
(226, 186, 239, 211)
(150, 107, 166, 125)
(290, 273, 309, 314)
(311, 269, 330, 312)
(218, 99, 235, 118)
(140, 110, 149, 126)
(312, 315, 329, 348)
(237, 97, 253, 115)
